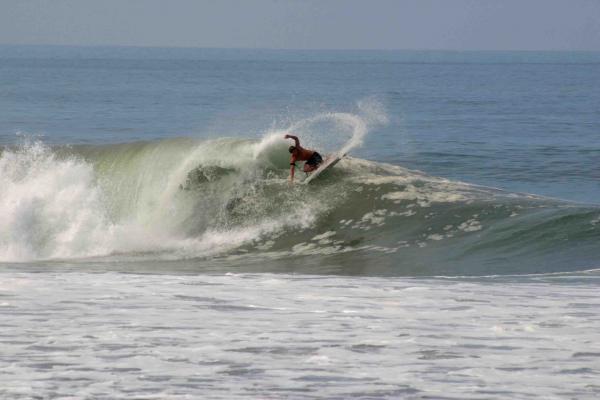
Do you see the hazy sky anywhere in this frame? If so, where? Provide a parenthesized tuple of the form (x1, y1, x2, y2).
(1, 0, 599, 51)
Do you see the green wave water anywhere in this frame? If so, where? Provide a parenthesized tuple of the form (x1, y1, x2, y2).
(2, 134, 599, 276)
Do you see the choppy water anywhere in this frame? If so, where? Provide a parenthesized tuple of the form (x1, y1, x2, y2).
(1, 45, 599, 398)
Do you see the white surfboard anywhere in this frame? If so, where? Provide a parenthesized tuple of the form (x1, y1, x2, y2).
(302, 153, 346, 184)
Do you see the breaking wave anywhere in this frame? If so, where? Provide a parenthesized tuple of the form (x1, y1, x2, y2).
(1, 108, 599, 276)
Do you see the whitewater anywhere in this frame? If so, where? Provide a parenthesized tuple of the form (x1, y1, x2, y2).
(0, 103, 382, 262)
(1, 46, 600, 399)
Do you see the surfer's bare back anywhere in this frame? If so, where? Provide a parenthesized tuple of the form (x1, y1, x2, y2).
(285, 134, 323, 183)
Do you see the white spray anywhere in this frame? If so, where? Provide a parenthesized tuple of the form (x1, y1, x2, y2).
(0, 99, 388, 262)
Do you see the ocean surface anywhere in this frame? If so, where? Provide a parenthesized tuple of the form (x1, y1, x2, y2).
(1, 45, 600, 399)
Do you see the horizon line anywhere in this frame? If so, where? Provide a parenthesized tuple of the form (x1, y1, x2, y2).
(1, 42, 599, 54)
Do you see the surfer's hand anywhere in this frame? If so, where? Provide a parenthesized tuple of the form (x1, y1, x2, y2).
(284, 134, 290, 139)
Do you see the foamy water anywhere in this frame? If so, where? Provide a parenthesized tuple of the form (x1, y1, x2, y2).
(1, 271, 599, 399)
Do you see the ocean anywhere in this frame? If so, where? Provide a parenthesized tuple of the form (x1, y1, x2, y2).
(1, 45, 599, 399)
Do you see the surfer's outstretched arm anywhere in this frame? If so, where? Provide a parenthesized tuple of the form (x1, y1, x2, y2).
(284, 134, 300, 148)
(289, 156, 297, 183)
(289, 163, 295, 183)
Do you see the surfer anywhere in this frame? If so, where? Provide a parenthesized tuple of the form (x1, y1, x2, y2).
(285, 134, 323, 183)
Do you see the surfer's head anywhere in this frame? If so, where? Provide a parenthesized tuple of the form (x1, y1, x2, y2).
(288, 145, 296, 154)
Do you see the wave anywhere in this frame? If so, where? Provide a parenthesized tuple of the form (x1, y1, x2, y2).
(1, 111, 599, 275)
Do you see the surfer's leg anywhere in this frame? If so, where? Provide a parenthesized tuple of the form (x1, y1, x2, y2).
(303, 163, 317, 172)
(313, 152, 323, 165)
(303, 152, 323, 172)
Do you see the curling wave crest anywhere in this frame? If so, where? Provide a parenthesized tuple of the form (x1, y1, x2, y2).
(1, 111, 599, 275)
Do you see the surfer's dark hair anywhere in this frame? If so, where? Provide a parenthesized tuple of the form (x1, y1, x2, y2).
(288, 146, 296, 153)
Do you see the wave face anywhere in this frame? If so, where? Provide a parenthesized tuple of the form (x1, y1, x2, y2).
(1, 114, 599, 275)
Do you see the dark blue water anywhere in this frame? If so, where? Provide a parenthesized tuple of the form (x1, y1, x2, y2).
(2, 45, 599, 203)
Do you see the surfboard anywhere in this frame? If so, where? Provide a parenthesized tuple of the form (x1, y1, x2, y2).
(302, 153, 346, 184)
